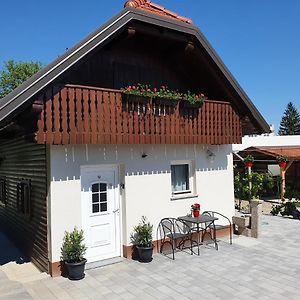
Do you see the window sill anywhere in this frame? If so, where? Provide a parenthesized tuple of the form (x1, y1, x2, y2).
(170, 194, 198, 201)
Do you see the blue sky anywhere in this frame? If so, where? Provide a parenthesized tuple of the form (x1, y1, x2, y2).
(1, 0, 300, 131)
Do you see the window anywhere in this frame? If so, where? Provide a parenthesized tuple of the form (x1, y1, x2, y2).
(17, 179, 31, 216)
(91, 182, 108, 214)
(171, 164, 190, 194)
(0, 177, 6, 205)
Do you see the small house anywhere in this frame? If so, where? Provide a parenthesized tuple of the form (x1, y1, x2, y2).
(0, 0, 269, 276)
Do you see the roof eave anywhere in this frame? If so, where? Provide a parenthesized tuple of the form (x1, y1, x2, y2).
(0, 7, 269, 134)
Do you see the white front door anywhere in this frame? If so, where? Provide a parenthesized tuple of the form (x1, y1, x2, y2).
(81, 166, 121, 262)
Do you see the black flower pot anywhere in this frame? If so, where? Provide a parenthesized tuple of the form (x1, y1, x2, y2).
(153, 97, 179, 107)
(123, 94, 150, 104)
(65, 259, 87, 280)
(136, 246, 153, 263)
(181, 101, 203, 108)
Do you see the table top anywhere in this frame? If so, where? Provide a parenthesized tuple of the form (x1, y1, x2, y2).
(178, 214, 218, 224)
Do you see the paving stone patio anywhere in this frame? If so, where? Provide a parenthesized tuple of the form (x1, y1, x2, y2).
(1, 215, 300, 300)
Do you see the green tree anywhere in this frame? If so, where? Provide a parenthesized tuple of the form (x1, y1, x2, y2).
(278, 102, 300, 135)
(0, 60, 42, 98)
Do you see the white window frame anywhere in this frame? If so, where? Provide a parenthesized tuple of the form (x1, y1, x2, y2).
(170, 160, 196, 198)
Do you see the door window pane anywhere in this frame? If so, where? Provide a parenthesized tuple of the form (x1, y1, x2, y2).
(92, 203, 100, 213)
(100, 183, 106, 191)
(100, 202, 107, 212)
(92, 193, 99, 203)
(171, 164, 189, 192)
(92, 184, 98, 192)
(100, 193, 107, 202)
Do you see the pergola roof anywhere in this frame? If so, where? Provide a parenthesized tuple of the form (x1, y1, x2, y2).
(241, 146, 300, 160)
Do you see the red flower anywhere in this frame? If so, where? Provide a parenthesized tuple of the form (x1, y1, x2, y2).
(153, 88, 157, 92)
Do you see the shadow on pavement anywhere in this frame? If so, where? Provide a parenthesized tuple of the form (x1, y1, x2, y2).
(0, 231, 30, 265)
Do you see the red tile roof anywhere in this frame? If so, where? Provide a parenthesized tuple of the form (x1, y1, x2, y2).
(124, 0, 193, 24)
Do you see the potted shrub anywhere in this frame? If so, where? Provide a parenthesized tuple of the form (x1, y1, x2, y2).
(244, 155, 254, 168)
(276, 155, 289, 168)
(191, 203, 200, 217)
(61, 227, 87, 280)
(131, 216, 153, 263)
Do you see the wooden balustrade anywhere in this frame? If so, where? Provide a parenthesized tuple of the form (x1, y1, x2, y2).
(35, 84, 242, 145)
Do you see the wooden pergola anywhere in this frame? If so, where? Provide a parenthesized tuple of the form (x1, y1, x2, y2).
(236, 146, 300, 200)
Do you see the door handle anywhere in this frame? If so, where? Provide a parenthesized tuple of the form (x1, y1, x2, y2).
(113, 208, 120, 214)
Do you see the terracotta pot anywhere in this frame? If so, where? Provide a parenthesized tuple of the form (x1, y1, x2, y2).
(245, 162, 253, 168)
(193, 210, 200, 218)
(278, 161, 287, 168)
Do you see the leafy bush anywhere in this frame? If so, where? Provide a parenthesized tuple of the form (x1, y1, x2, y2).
(131, 216, 153, 247)
(270, 205, 281, 216)
(281, 202, 297, 216)
(234, 172, 274, 200)
(285, 186, 300, 200)
(270, 201, 298, 216)
(61, 227, 87, 263)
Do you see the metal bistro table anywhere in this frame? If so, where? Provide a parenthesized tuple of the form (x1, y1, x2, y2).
(178, 214, 219, 255)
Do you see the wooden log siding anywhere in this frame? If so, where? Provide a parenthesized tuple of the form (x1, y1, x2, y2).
(0, 137, 48, 273)
(36, 84, 242, 145)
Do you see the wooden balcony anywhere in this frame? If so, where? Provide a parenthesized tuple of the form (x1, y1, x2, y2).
(35, 84, 242, 145)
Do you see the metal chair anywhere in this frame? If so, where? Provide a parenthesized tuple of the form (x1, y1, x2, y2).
(202, 211, 232, 245)
(157, 218, 197, 260)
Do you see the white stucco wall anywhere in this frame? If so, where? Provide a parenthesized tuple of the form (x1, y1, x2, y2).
(233, 135, 300, 152)
(49, 144, 235, 262)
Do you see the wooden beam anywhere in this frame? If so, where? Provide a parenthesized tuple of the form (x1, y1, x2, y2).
(184, 41, 195, 53)
(286, 160, 294, 171)
(280, 160, 294, 200)
(280, 167, 286, 201)
(127, 26, 136, 37)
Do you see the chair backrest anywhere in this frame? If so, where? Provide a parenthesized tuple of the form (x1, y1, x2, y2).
(202, 210, 231, 226)
(174, 219, 192, 235)
(159, 218, 176, 239)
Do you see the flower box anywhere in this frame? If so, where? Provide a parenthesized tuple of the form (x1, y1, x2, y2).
(153, 97, 179, 107)
(123, 94, 150, 104)
(181, 101, 203, 109)
(121, 84, 206, 108)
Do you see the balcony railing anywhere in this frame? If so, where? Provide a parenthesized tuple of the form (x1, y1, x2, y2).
(35, 84, 242, 145)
